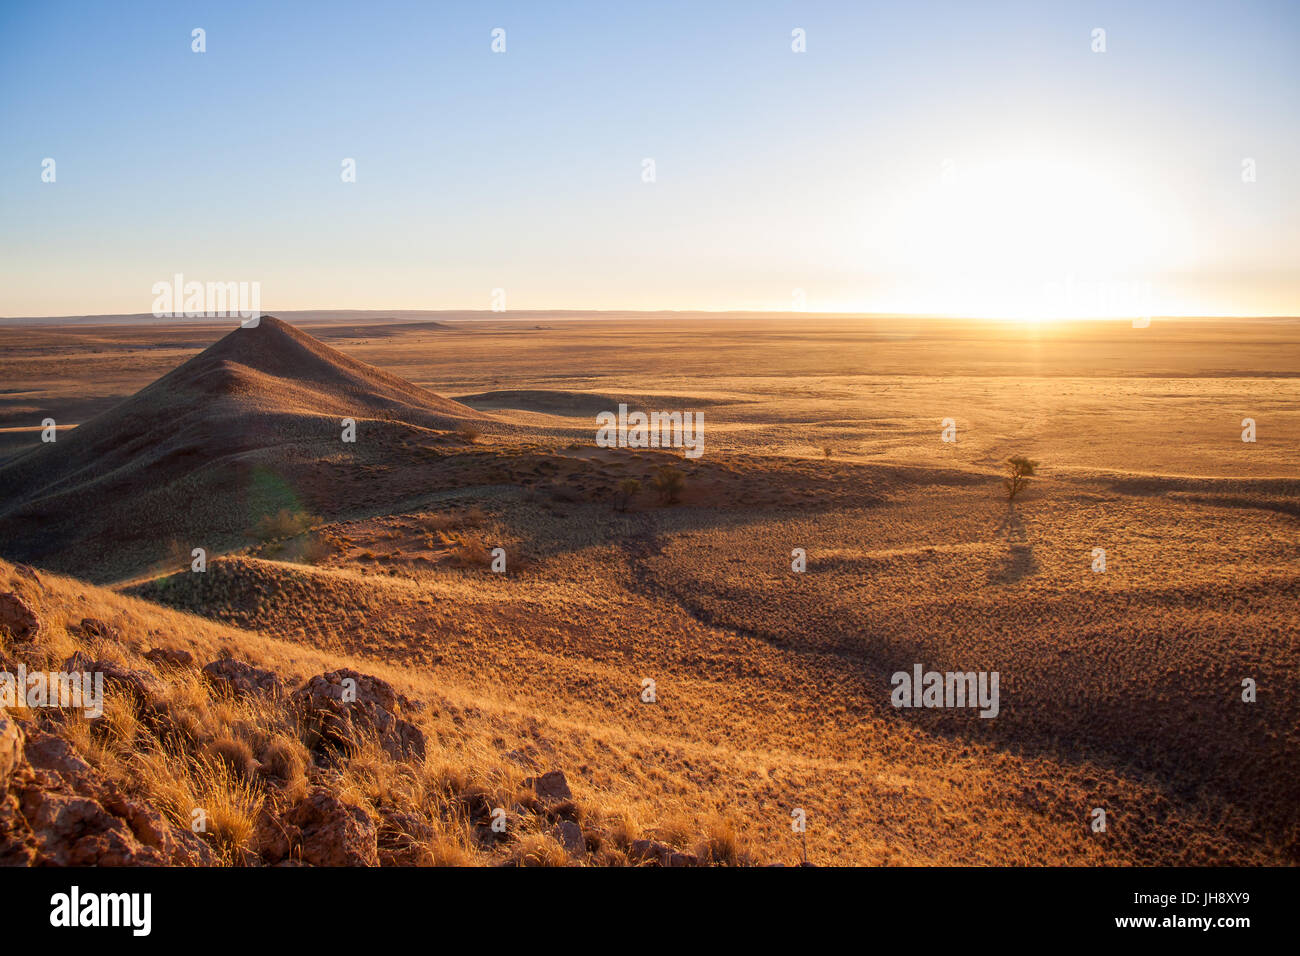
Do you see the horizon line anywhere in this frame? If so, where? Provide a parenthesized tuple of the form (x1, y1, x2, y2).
(3, 308, 1299, 325)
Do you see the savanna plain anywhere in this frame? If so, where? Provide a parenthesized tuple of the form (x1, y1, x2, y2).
(0, 314, 1295, 866)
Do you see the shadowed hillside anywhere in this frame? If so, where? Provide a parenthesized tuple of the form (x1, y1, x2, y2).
(0, 317, 494, 581)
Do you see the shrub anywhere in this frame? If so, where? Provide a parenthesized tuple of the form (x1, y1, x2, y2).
(509, 833, 572, 867)
(253, 509, 317, 542)
(258, 737, 308, 797)
(418, 513, 457, 533)
(443, 530, 489, 567)
(616, 478, 641, 512)
(696, 814, 742, 866)
(419, 508, 484, 533)
(208, 735, 256, 780)
(651, 466, 685, 505)
(297, 534, 334, 565)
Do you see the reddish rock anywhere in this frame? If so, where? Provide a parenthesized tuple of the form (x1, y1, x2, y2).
(0, 793, 37, 865)
(22, 728, 95, 790)
(0, 720, 215, 866)
(144, 647, 195, 668)
(523, 769, 573, 804)
(628, 839, 672, 866)
(0, 592, 40, 642)
(0, 708, 23, 799)
(293, 669, 425, 762)
(62, 652, 166, 710)
(98, 784, 216, 866)
(283, 787, 379, 866)
(79, 618, 122, 642)
(553, 819, 585, 856)
(253, 807, 300, 865)
(296, 668, 416, 713)
(17, 787, 167, 866)
(202, 657, 285, 699)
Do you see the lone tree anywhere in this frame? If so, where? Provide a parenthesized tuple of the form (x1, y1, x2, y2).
(651, 465, 685, 505)
(1003, 455, 1039, 501)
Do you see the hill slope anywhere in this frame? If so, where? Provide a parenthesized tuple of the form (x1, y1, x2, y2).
(0, 556, 734, 866)
(0, 317, 492, 581)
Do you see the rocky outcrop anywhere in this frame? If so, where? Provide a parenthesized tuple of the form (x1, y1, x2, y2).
(0, 566, 725, 869)
(0, 712, 215, 866)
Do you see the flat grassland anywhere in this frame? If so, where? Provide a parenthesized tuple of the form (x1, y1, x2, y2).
(1, 314, 1296, 865)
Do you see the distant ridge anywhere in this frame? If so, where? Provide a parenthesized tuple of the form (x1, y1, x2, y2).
(0, 316, 490, 580)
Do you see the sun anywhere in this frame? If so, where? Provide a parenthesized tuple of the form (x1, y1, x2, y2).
(861, 151, 1172, 319)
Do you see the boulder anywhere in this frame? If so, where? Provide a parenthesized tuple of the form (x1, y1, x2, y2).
(253, 807, 299, 865)
(0, 592, 40, 642)
(628, 838, 673, 866)
(16, 786, 167, 865)
(144, 647, 195, 668)
(62, 652, 166, 711)
(378, 807, 434, 866)
(98, 783, 217, 866)
(0, 794, 37, 865)
(292, 669, 425, 762)
(553, 819, 585, 856)
(78, 618, 122, 642)
(22, 728, 95, 790)
(201, 657, 285, 699)
(522, 769, 573, 803)
(297, 669, 416, 713)
(283, 787, 379, 866)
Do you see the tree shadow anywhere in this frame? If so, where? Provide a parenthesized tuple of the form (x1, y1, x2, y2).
(988, 502, 1038, 583)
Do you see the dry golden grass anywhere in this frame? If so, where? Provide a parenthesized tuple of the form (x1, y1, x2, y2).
(1, 557, 754, 866)
(115, 474, 1296, 865)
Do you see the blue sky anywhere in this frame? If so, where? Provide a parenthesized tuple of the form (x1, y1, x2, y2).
(2, 0, 1297, 316)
